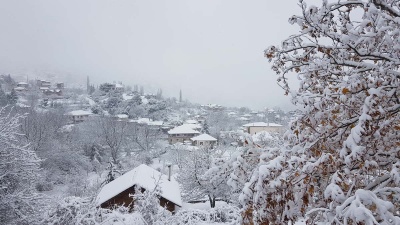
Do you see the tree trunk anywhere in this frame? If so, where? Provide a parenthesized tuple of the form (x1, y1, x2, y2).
(208, 194, 216, 208)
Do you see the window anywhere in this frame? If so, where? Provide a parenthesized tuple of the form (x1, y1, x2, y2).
(200, 142, 203, 145)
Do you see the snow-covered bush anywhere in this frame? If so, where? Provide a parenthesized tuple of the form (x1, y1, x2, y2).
(45, 197, 145, 225)
(0, 108, 44, 225)
(241, 0, 400, 224)
(159, 204, 241, 225)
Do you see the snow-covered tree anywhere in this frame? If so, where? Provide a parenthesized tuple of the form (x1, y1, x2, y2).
(178, 147, 233, 208)
(0, 108, 43, 225)
(6, 89, 18, 105)
(95, 116, 128, 166)
(242, 0, 400, 224)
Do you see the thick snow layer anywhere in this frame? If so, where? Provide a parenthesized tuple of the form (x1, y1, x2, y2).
(96, 164, 182, 207)
(168, 125, 200, 135)
(191, 134, 217, 141)
(242, 122, 282, 127)
(131, 118, 163, 126)
(182, 123, 202, 130)
(122, 93, 133, 100)
(66, 110, 92, 116)
(85, 97, 96, 106)
(185, 119, 198, 124)
(116, 114, 129, 119)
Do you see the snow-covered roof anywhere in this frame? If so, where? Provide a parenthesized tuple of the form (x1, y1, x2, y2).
(14, 87, 26, 90)
(115, 83, 123, 88)
(96, 164, 182, 206)
(148, 121, 163, 126)
(168, 125, 200, 135)
(182, 123, 202, 130)
(136, 118, 151, 124)
(116, 114, 129, 119)
(238, 117, 250, 121)
(67, 110, 92, 116)
(191, 134, 217, 141)
(185, 119, 198, 124)
(242, 114, 252, 117)
(122, 93, 133, 100)
(18, 82, 28, 85)
(243, 122, 282, 127)
(39, 87, 49, 90)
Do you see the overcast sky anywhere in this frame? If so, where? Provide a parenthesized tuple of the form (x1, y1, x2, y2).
(0, 0, 320, 110)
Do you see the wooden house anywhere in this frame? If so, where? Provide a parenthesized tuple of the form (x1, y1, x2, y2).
(96, 164, 182, 213)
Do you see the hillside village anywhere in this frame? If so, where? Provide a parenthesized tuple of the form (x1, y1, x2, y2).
(3, 1, 399, 224)
(0, 73, 297, 224)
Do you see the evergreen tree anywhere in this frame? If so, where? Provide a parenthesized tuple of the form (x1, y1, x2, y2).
(6, 89, 18, 105)
(139, 86, 144, 95)
(0, 87, 8, 106)
(202, 120, 210, 134)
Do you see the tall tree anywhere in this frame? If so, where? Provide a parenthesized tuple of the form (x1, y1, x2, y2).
(179, 89, 182, 103)
(7, 89, 18, 105)
(0, 108, 43, 225)
(243, 1, 400, 224)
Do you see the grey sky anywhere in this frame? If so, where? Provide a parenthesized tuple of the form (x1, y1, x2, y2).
(0, 0, 318, 110)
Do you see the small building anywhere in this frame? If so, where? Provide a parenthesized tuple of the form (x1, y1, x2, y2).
(56, 82, 64, 89)
(66, 110, 92, 123)
(114, 83, 124, 92)
(168, 125, 200, 144)
(14, 86, 27, 92)
(115, 114, 129, 121)
(191, 133, 217, 148)
(96, 164, 182, 213)
(37, 80, 51, 87)
(243, 122, 283, 135)
(39, 86, 50, 93)
(17, 82, 29, 88)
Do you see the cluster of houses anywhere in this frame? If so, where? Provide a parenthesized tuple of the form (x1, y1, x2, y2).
(93, 120, 284, 214)
(14, 79, 65, 99)
(101, 83, 124, 92)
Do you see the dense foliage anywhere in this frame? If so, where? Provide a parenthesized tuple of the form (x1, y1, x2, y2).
(241, 0, 400, 224)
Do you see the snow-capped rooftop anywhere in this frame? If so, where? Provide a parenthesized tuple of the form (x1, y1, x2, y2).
(148, 121, 163, 126)
(67, 110, 92, 116)
(182, 123, 202, 130)
(96, 164, 182, 207)
(191, 134, 217, 141)
(185, 119, 198, 124)
(243, 122, 282, 127)
(116, 114, 129, 119)
(168, 125, 200, 135)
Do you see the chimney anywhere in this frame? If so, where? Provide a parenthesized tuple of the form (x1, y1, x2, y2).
(167, 164, 172, 181)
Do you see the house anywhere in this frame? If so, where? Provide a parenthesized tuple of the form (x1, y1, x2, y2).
(37, 80, 51, 88)
(168, 125, 200, 144)
(115, 114, 129, 121)
(56, 82, 64, 89)
(14, 86, 27, 92)
(243, 122, 283, 135)
(39, 86, 50, 93)
(191, 133, 217, 148)
(66, 110, 92, 123)
(17, 82, 29, 88)
(96, 164, 182, 213)
(114, 83, 124, 92)
(101, 83, 124, 92)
